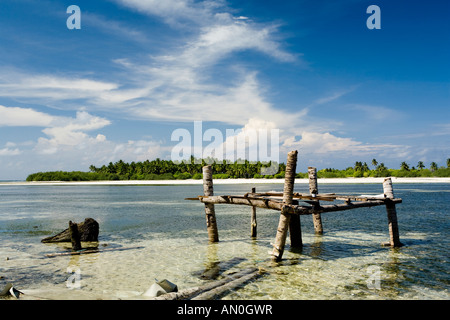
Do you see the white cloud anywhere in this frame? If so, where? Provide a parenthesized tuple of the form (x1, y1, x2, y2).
(0, 106, 165, 177)
(185, 19, 296, 65)
(83, 12, 150, 44)
(348, 104, 404, 121)
(281, 130, 410, 162)
(36, 111, 111, 153)
(0, 72, 118, 105)
(0, 105, 54, 127)
(114, 0, 221, 28)
(0, 146, 21, 156)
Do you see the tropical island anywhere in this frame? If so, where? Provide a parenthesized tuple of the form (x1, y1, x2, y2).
(26, 157, 450, 182)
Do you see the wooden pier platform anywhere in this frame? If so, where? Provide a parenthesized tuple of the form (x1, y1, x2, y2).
(186, 150, 403, 261)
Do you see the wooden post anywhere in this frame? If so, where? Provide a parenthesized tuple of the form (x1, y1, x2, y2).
(250, 187, 257, 238)
(308, 167, 323, 235)
(271, 150, 299, 261)
(382, 178, 402, 247)
(69, 221, 82, 251)
(203, 166, 219, 242)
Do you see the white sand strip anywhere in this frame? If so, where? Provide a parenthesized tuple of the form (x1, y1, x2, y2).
(1, 177, 449, 186)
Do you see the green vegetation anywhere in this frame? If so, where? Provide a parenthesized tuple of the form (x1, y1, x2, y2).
(317, 159, 450, 179)
(26, 157, 285, 181)
(26, 157, 450, 181)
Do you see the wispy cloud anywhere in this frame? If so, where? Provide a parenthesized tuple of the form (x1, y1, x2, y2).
(114, 0, 226, 28)
(0, 71, 118, 107)
(312, 87, 356, 105)
(83, 12, 150, 44)
(348, 104, 405, 121)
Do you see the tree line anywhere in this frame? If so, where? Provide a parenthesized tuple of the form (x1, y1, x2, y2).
(26, 157, 450, 181)
(317, 158, 450, 178)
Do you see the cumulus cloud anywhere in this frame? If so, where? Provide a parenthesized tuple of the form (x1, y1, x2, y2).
(0, 105, 54, 127)
(0, 105, 166, 177)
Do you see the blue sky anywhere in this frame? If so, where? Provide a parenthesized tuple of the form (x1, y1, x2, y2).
(0, 0, 449, 179)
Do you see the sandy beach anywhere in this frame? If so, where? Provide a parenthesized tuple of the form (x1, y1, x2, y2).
(1, 177, 449, 186)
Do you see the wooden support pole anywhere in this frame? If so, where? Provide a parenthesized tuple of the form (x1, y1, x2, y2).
(286, 151, 302, 247)
(271, 150, 300, 261)
(250, 187, 257, 238)
(382, 177, 402, 247)
(308, 167, 323, 235)
(203, 166, 219, 243)
(69, 221, 82, 251)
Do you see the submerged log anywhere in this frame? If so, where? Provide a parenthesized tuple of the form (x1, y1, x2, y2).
(150, 267, 263, 300)
(41, 218, 99, 243)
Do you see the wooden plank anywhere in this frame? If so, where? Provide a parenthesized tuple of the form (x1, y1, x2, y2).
(199, 195, 283, 211)
(284, 199, 402, 215)
(189, 193, 390, 203)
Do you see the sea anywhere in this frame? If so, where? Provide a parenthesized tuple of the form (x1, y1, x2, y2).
(0, 182, 448, 300)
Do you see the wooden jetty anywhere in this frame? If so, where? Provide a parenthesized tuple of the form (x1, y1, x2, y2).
(187, 150, 403, 262)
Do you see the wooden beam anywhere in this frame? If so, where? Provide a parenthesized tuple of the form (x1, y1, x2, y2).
(199, 195, 283, 211)
(198, 195, 401, 214)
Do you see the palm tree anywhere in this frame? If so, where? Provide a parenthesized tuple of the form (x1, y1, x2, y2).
(377, 163, 387, 172)
(362, 162, 369, 172)
(400, 162, 410, 171)
(417, 161, 425, 170)
(371, 158, 378, 168)
(430, 162, 438, 172)
(447, 158, 450, 169)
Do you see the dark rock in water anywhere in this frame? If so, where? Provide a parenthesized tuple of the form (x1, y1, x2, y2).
(41, 218, 99, 243)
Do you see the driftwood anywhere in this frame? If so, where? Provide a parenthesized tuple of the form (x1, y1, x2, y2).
(150, 267, 264, 300)
(42, 218, 99, 243)
(69, 221, 82, 251)
(45, 246, 144, 258)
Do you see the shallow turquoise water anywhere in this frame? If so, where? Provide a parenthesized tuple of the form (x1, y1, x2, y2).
(0, 183, 448, 299)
